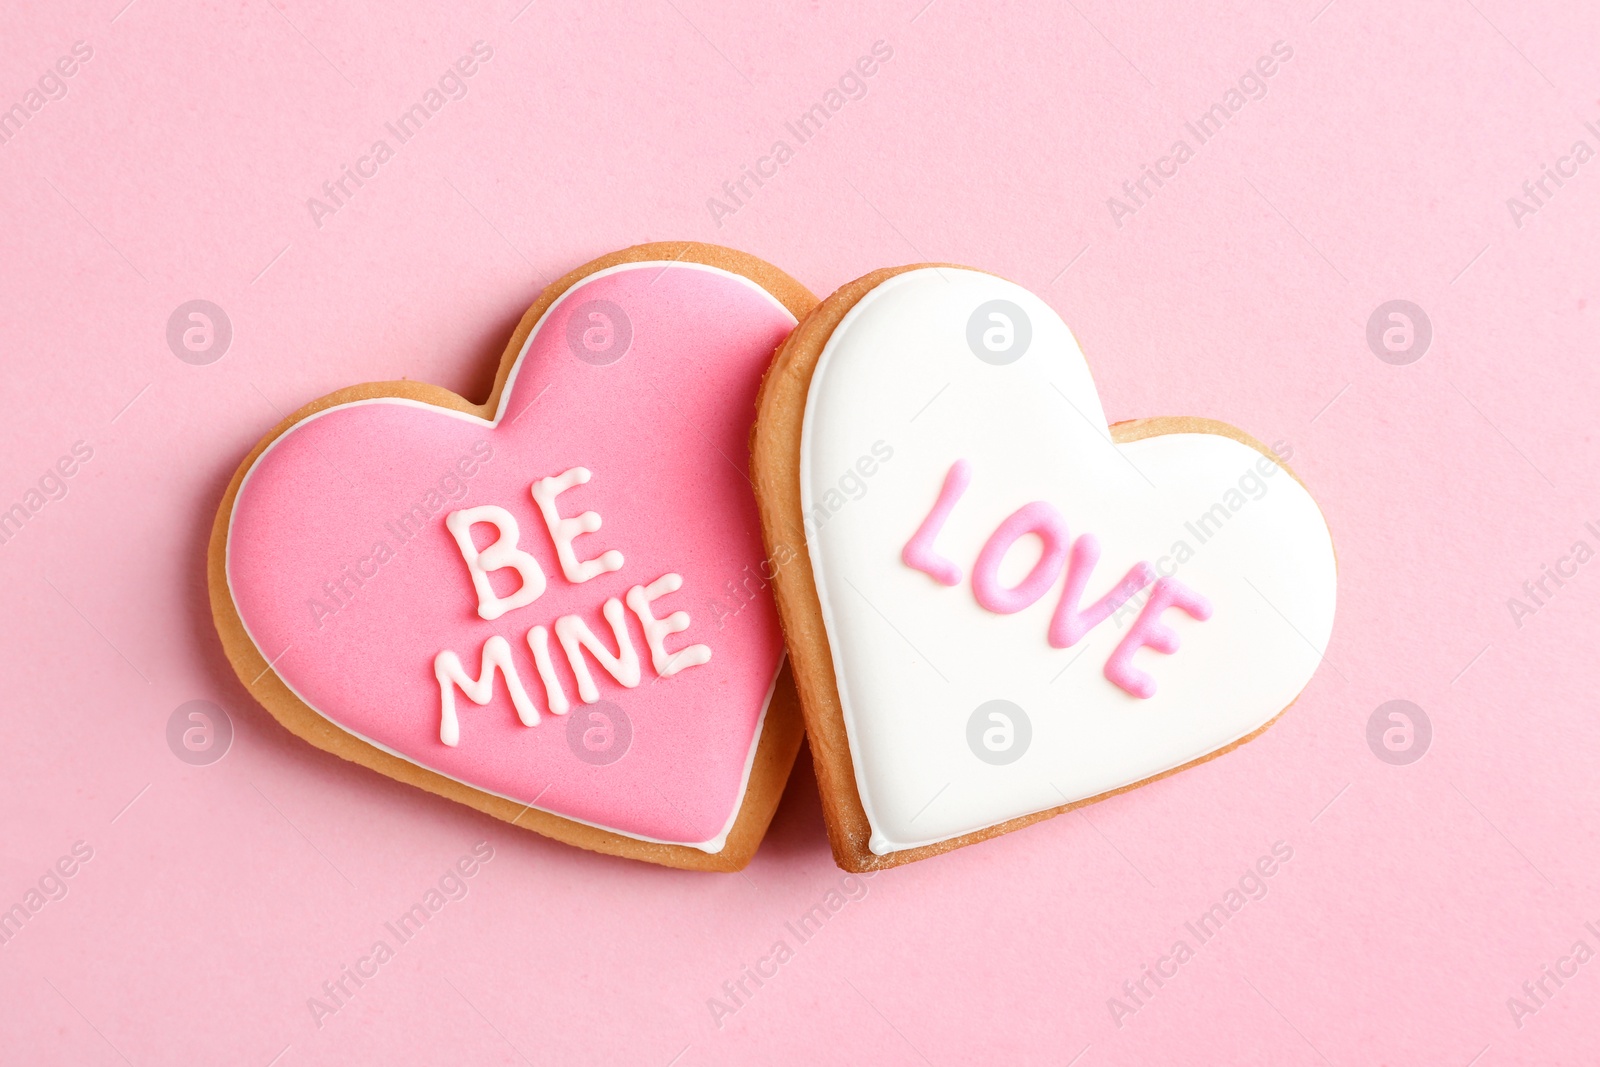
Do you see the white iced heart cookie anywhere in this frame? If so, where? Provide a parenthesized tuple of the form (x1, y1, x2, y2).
(752, 265, 1337, 870)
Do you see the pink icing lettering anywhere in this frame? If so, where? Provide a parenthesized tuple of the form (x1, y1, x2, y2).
(971, 501, 1071, 614)
(1048, 533, 1155, 648)
(901, 459, 971, 586)
(1104, 577, 1213, 698)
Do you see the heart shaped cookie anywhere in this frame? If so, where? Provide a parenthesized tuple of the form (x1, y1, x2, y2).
(210, 243, 815, 870)
(752, 265, 1337, 870)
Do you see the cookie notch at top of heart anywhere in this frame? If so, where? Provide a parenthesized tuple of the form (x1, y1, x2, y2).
(208, 243, 816, 872)
(751, 264, 1338, 872)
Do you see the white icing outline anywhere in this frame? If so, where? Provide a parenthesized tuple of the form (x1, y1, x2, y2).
(226, 260, 795, 853)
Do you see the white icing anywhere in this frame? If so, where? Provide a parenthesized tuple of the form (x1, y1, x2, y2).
(435, 636, 539, 746)
(799, 268, 1337, 856)
(555, 598, 642, 704)
(626, 573, 712, 676)
(445, 505, 548, 621)
(531, 466, 625, 584)
(525, 624, 570, 716)
(227, 260, 796, 853)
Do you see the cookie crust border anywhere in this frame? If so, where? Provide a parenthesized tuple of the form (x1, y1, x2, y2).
(750, 263, 1333, 872)
(209, 242, 815, 872)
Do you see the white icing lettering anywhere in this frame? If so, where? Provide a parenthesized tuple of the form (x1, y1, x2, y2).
(555, 598, 641, 703)
(531, 466, 624, 583)
(627, 572, 712, 677)
(525, 624, 570, 715)
(434, 636, 538, 746)
(445, 505, 547, 621)
(429, 468, 716, 737)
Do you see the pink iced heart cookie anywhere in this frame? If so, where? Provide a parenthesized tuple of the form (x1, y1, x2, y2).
(752, 264, 1338, 870)
(210, 244, 815, 870)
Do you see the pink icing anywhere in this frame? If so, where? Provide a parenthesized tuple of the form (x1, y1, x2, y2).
(901, 458, 971, 586)
(971, 501, 1071, 614)
(226, 263, 795, 846)
(1048, 534, 1156, 648)
(1103, 577, 1214, 698)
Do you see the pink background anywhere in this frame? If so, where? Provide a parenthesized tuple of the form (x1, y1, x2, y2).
(1, 0, 1596, 1063)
